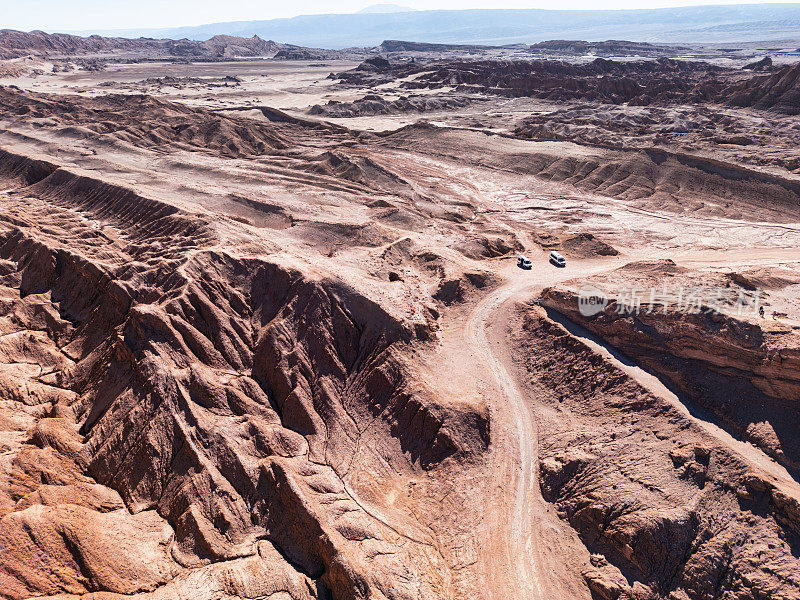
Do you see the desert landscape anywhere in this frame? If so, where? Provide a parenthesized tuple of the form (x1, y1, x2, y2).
(0, 8, 799, 600)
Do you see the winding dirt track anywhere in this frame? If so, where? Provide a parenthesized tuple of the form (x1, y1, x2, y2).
(466, 248, 800, 597)
(466, 276, 543, 597)
(465, 258, 624, 598)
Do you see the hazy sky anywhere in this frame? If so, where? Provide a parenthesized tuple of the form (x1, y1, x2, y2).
(2, 0, 793, 33)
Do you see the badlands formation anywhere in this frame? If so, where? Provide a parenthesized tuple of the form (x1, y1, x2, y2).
(0, 30, 799, 600)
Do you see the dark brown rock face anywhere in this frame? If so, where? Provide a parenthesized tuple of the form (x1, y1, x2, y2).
(0, 153, 488, 599)
(337, 57, 726, 105)
(727, 62, 800, 115)
(336, 55, 800, 116)
(513, 307, 800, 600)
(742, 56, 773, 71)
(539, 285, 800, 473)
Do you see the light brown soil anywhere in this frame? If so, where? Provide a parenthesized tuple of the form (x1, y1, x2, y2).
(0, 48, 798, 600)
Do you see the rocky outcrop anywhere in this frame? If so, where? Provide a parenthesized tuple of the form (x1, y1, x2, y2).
(0, 149, 58, 188)
(0, 29, 282, 60)
(561, 233, 618, 257)
(742, 56, 773, 71)
(0, 86, 292, 157)
(309, 93, 472, 117)
(514, 306, 800, 600)
(379, 40, 497, 53)
(333, 59, 425, 87)
(528, 39, 692, 57)
(333, 53, 798, 117)
(726, 62, 800, 115)
(398, 58, 724, 105)
(272, 45, 356, 60)
(538, 283, 800, 473)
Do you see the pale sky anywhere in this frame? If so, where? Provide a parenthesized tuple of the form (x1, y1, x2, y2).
(1, 0, 794, 33)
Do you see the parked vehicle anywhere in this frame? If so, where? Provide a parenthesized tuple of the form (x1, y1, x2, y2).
(517, 255, 532, 270)
(549, 251, 566, 267)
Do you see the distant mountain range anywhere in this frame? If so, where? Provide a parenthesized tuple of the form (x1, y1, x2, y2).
(357, 4, 416, 13)
(64, 4, 800, 49)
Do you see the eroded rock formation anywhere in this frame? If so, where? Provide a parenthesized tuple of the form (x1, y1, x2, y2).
(0, 153, 488, 599)
(513, 305, 800, 600)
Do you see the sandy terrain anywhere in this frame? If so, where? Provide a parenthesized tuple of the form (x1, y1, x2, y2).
(0, 33, 799, 600)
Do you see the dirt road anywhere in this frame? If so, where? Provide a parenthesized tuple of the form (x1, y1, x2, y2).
(468, 248, 800, 597)
(465, 258, 624, 598)
(466, 275, 543, 597)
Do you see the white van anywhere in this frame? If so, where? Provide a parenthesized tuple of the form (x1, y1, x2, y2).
(549, 251, 566, 267)
(517, 255, 532, 270)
